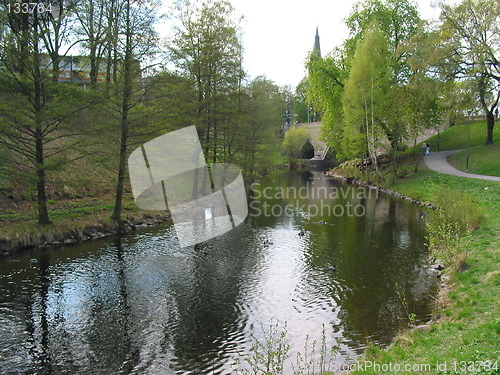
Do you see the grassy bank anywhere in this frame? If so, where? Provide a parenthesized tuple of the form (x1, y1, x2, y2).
(0, 191, 170, 252)
(338, 173, 499, 375)
(412, 120, 499, 152)
(0, 143, 170, 252)
(321, 123, 500, 374)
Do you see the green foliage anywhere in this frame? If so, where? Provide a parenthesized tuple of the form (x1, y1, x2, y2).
(342, 22, 390, 160)
(431, 0, 500, 144)
(234, 322, 339, 375)
(234, 321, 290, 375)
(425, 187, 482, 271)
(282, 126, 310, 164)
(293, 78, 310, 123)
(239, 76, 286, 174)
(169, 0, 243, 163)
(395, 283, 417, 327)
(306, 49, 347, 155)
(344, 0, 420, 82)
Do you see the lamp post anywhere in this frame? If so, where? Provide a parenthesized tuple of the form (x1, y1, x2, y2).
(466, 109, 471, 172)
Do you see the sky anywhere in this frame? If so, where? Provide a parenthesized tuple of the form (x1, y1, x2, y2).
(159, 1, 455, 89)
(225, 0, 446, 88)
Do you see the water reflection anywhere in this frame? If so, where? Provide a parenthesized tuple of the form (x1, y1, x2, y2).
(0, 170, 437, 374)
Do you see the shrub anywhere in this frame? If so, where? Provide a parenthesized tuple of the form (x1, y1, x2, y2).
(425, 187, 482, 271)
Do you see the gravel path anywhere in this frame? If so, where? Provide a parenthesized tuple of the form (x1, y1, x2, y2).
(423, 150, 500, 182)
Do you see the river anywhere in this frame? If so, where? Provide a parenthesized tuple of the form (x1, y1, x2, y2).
(0, 170, 437, 374)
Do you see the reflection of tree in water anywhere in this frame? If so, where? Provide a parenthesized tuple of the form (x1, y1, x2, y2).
(25, 253, 52, 372)
(114, 238, 140, 373)
(331, 197, 434, 347)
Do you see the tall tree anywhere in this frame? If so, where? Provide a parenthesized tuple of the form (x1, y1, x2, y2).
(438, 0, 500, 144)
(72, 0, 106, 88)
(293, 78, 309, 124)
(239, 76, 284, 174)
(168, 0, 243, 164)
(39, 0, 77, 82)
(342, 22, 391, 178)
(345, 0, 420, 84)
(110, 0, 160, 222)
(0, 2, 96, 225)
(306, 48, 347, 159)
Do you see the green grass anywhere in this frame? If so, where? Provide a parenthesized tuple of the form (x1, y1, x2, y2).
(448, 143, 500, 177)
(0, 190, 162, 242)
(408, 120, 500, 154)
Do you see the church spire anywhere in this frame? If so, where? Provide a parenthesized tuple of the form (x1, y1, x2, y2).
(314, 27, 321, 58)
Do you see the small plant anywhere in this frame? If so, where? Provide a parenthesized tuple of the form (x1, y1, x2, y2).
(233, 322, 339, 375)
(292, 325, 338, 375)
(234, 321, 290, 375)
(395, 282, 417, 327)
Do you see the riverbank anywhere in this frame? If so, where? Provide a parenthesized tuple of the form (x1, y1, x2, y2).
(321, 155, 499, 374)
(0, 193, 171, 256)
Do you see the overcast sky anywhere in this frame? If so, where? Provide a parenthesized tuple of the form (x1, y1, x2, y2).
(226, 0, 447, 88)
(161, 1, 453, 89)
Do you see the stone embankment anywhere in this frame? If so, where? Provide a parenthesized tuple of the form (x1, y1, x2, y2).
(0, 213, 171, 256)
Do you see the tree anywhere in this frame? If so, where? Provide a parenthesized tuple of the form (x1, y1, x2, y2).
(239, 76, 285, 175)
(168, 0, 243, 164)
(306, 48, 347, 159)
(110, 0, 161, 222)
(293, 77, 309, 123)
(39, 0, 77, 83)
(345, 0, 420, 84)
(74, 0, 108, 87)
(438, 0, 500, 144)
(0, 2, 97, 225)
(342, 22, 391, 178)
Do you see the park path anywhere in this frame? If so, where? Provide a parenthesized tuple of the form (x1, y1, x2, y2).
(423, 150, 500, 182)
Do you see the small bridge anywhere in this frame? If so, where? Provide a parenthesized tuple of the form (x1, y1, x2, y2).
(289, 122, 330, 160)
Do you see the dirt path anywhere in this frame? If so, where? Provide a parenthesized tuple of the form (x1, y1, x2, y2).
(423, 150, 500, 182)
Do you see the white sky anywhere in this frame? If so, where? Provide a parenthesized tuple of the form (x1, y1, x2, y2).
(161, 0, 452, 89)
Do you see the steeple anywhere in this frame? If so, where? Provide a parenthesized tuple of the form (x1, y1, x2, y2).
(314, 27, 321, 58)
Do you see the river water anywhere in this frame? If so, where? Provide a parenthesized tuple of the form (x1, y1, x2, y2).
(0, 170, 437, 374)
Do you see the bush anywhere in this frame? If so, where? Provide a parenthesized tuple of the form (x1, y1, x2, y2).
(425, 187, 482, 271)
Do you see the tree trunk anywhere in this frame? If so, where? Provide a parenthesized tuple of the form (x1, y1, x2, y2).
(479, 73, 496, 145)
(33, 12, 51, 225)
(112, 113, 128, 223)
(89, 43, 98, 87)
(112, 1, 132, 223)
(35, 128, 51, 225)
(486, 110, 494, 144)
